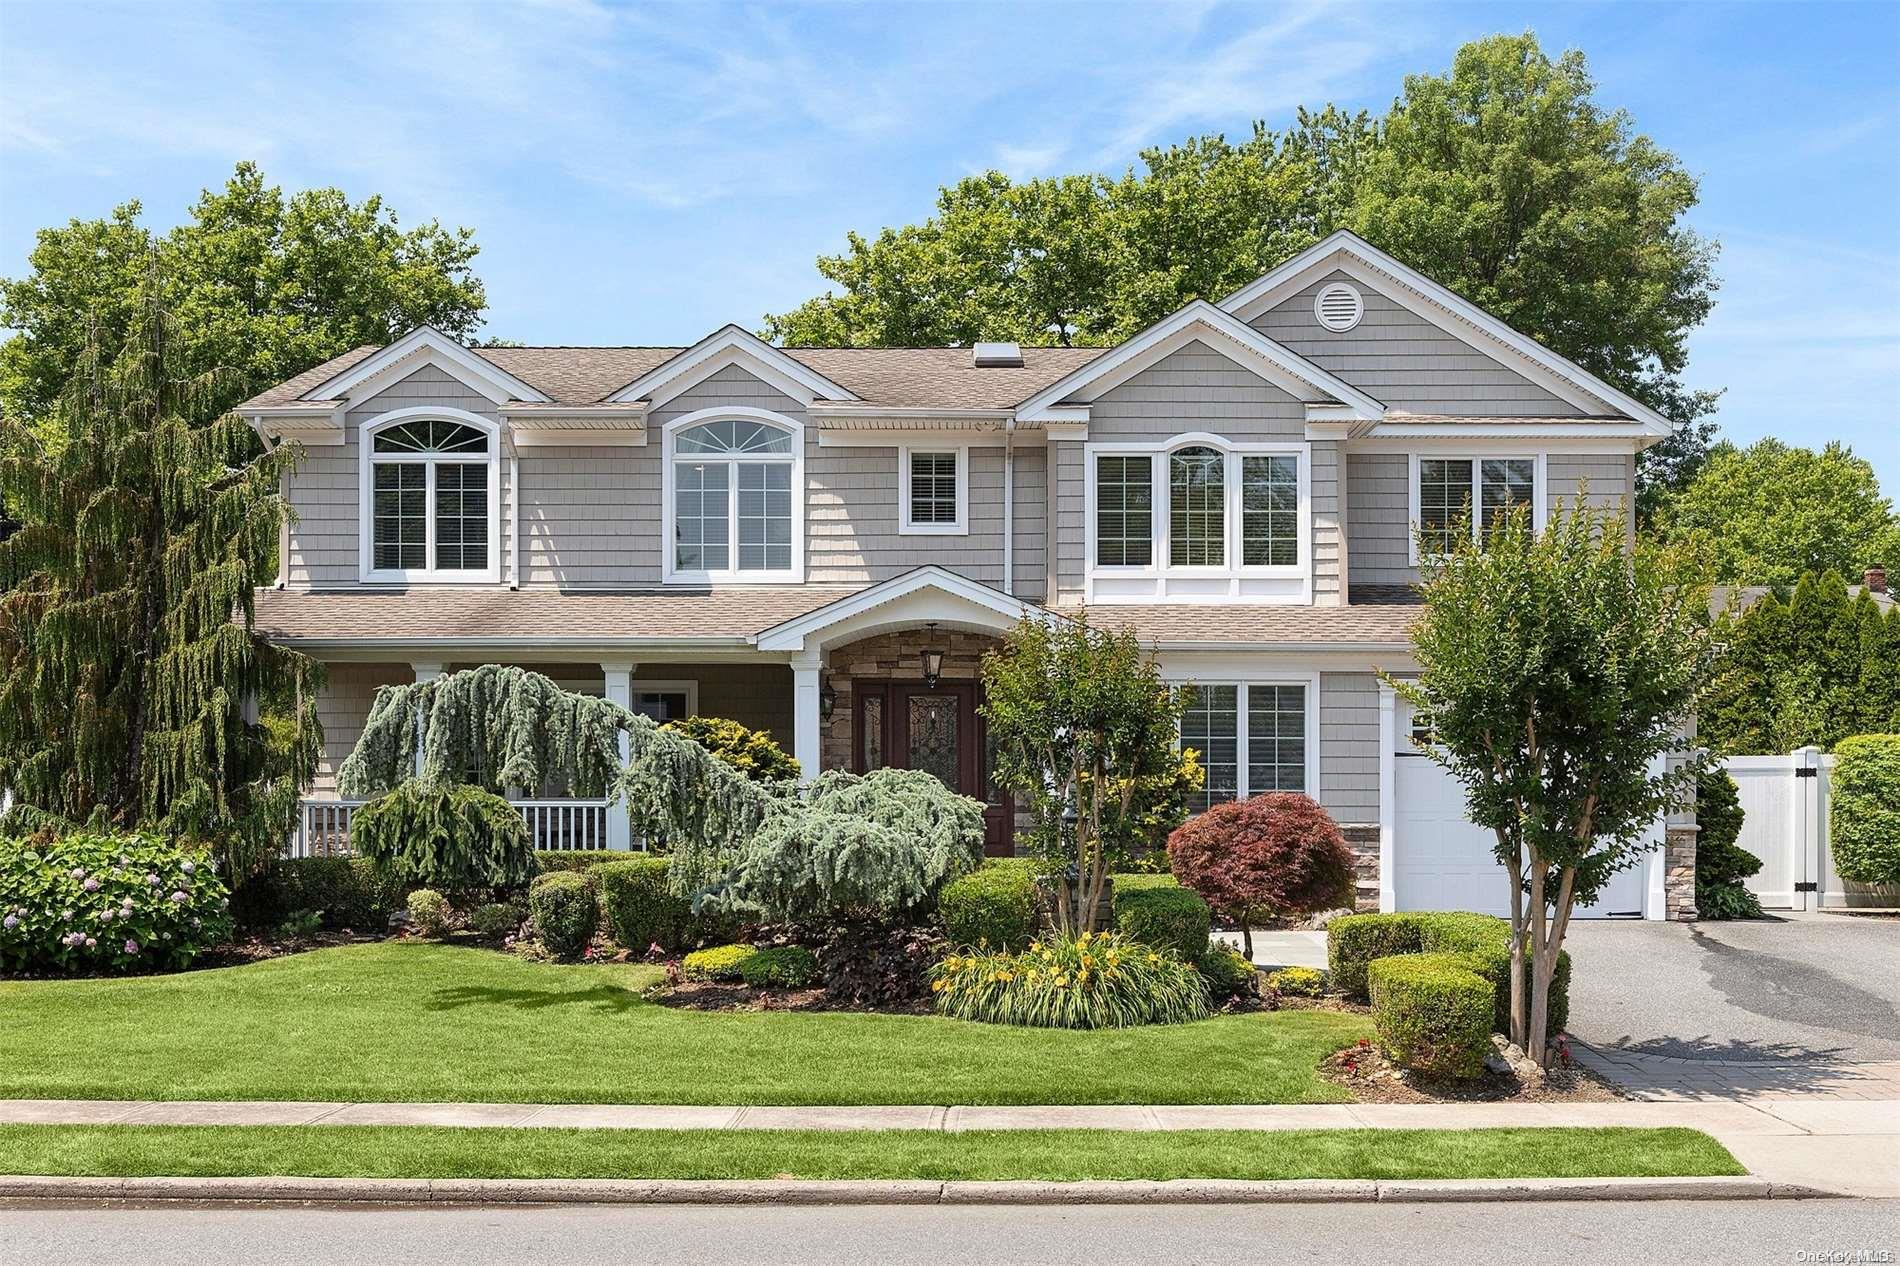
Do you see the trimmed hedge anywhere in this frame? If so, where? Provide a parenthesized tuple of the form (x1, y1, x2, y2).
(740, 945, 819, 988)
(1326, 911, 1570, 1036)
(1199, 943, 1260, 1001)
(230, 857, 406, 932)
(1831, 734, 1900, 886)
(528, 871, 598, 960)
(535, 850, 621, 875)
(594, 856, 735, 953)
(939, 859, 1039, 950)
(1112, 879, 1211, 964)
(595, 857, 693, 953)
(1266, 966, 1327, 998)
(682, 942, 758, 981)
(1368, 954, 1495, 1080)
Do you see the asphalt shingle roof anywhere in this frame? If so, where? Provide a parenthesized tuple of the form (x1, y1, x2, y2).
(239, 344, 1107, 412)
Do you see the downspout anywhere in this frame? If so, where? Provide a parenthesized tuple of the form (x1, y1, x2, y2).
(1002, 418, 1015, 597)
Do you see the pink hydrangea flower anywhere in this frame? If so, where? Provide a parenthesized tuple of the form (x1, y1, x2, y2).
(70, 867, 86, 880)
(146, 873, 161, 887)
(84, 937, 97, 949)
(3, 915, 17, 930)
(181, 861, 196, 875)
(123, 939, 139, 954)
(82, 878, 100, 892)
(171, 891, 188, 904)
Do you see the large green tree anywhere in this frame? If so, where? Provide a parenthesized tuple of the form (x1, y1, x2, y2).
(1652, 439, 1900, 587)
(766, 34, 1718, 506)
(0, 279, 323, 872)
(1, 161, 487, 428)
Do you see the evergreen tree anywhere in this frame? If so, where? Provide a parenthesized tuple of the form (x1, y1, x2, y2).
(1701, 593, 1785, 755)
(0, 276, 322, 873)
(1852, 594, 1896, 736)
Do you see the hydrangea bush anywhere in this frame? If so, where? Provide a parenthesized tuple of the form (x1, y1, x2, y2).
(0, 832, 232, 974)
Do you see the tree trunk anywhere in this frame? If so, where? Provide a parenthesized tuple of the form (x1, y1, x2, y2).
(1526, 853, 1548, 1065)
(1504, 832, 1527, 1050)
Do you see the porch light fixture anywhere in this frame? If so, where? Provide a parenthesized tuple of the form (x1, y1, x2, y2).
(920, 624, 945, 687)
(819, 678, 837, 719)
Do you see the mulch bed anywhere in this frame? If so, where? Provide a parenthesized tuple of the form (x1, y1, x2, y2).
(1320, 1035, 1623, 1103)
(197, 930, 388, 967)
(652, 980, 933, 1015)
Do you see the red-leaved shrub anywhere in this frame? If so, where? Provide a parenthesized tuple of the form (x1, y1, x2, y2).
(1167, 793, 1355, 954)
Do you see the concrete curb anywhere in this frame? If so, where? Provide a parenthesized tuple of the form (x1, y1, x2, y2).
(0, 1174, 1829, 1206)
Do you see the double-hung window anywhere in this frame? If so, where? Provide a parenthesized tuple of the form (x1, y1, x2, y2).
(898, 447, 967, 534)
(1176, 680, 1309, 812)
(363, 415, 497, 581)
(1412, 456, 1539, 559)
(1087, 438, 1308, 601)
(667, 415, 799, 580)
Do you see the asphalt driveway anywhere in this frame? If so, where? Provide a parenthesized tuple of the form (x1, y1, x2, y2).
(1563, 913, 1900, 1063)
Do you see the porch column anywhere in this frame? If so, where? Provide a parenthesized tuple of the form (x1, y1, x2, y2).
(409, 662, 444, 779)
(601, 660, 636, 850)
(791, 650, 823, 784)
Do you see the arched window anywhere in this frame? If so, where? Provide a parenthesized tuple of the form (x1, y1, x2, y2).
(1169, 446, 1225, 567)
(360, 411, 499, 581)
(664, 411, 801, 581)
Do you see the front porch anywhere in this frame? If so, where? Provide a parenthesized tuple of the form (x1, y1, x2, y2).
(290, 570, 1039, 856)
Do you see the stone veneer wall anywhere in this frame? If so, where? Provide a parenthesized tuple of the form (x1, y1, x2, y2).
(1665, 825, 1699, 922)
(819, 628, 1001, 775)
(1339, 824, 1381, 912)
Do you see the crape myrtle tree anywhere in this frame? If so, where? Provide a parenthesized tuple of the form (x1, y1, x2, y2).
(0, 280, 323, 872)
(980, 616, 1188, 933)
(1390, 500, 1717, 1066)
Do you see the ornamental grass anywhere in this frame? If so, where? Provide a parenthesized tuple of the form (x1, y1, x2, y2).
(930, 931, 1209, 1029)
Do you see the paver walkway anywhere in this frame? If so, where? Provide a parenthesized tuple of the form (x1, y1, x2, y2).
(6, 1097, 1896, 1197)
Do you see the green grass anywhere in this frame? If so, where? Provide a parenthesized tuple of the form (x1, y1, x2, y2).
(0, 942, 1370, 1105)
(0, 1125, 1743, 1182)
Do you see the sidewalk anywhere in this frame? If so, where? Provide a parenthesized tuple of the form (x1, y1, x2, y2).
(5, 1097, 1896, 1197)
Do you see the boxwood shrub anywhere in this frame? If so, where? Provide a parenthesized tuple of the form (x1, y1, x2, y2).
(1326, 910, 1570, 1035)
(527, 871, 598, 960)
(0, 832, 233, 974)
(595, 856, 693, 952)
(230, 856, 407, 932)
(740, 945, 819, 988)
(1368, 953, 1495, 1079)
(1831, 734, 1900, 886)
(535, 850, 620, 876)
(939, 859, 1039, 950)
(1111, 876, 1210, 964)
(681, 942, 758, 981)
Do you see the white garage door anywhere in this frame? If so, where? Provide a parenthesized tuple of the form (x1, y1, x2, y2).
(1393, 748, 1646, 919)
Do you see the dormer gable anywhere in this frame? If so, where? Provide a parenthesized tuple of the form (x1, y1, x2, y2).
(606, 324, 858, 409)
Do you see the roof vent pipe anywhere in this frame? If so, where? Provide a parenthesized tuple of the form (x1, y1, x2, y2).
(972, 341, 1023, 368)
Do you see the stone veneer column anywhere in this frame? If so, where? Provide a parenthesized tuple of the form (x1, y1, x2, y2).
(1337, 824, 1382, 912)
(1665, 824, 1699, 922)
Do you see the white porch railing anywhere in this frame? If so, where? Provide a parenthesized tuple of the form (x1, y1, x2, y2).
(290, 798, 629, 858)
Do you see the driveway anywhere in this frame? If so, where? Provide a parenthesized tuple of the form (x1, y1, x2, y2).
(1563, 913, 1900, 1064)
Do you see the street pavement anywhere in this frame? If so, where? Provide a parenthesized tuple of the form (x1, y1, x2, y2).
(6, 1198, 1894, 1265)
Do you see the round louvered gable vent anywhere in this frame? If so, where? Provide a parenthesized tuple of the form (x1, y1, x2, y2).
(1313, 282, 1364, 332)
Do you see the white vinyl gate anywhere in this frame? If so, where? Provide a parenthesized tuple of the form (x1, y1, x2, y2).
(1723, 747, 1834, 911)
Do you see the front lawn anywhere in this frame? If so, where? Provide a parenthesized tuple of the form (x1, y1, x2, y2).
(0, 1124, 1744, 1181)
(0, 943, 1369, 1105)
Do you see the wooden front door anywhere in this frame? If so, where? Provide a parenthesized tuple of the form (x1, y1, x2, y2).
(856, 682, 1013, 855)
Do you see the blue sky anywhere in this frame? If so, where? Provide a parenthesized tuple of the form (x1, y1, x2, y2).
(3, 1, 1896, 492)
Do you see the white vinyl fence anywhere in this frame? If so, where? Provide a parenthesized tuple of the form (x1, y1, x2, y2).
(1721, 746, 1863, 910)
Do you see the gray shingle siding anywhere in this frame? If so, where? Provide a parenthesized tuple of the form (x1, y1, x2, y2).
(1053, 441, 1085, 604)
(1087, 341, 1307, 440)
(1348, 450, 1640, 588)
(1250, 269, 1589, 416)
(1011, 443, 1048, 600)
(286, 365, 512, 587)
(1318, 671, 1380, 823)
(1311, 439, 1343, 605)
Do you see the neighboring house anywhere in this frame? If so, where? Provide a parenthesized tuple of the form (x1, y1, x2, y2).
(241, 231, 1695, 919)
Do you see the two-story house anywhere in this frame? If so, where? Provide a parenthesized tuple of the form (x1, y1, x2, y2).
(240, 231, 1696, 921)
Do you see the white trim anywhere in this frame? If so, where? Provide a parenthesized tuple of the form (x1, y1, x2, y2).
(1083, 433, 1312, 604)
(897, 444, 970, 536)
(1220, 231, 1671, 434)
(754, 566, 1043, 653)
(628, 678, 700, 720)
(818, 428, 1028, 449)
(312, 327, 551, 406)
(1313, 281, 1364, 332)
(810, 405, 1014, 424)
(607, 325, 856, 407)
(1156, 668, 1322, 807)
(1014, 300, 1385, 424)
(792, 652, 823, 784)
(357, 407, 503, 585)
(1377, 681, 1398, 912)
(660, 406, 806, 586)
(1404, 451, 1547, 566)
